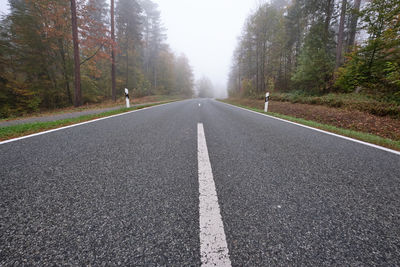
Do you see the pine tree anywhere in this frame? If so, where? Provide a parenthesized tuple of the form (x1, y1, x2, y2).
(292, 22, 335, 93)
(141, 0, 166, 90)
(116, 0, 142, 91)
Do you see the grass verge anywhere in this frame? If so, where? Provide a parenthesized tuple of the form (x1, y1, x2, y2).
(0, 101, 173, 142)
(220, 100, 400, 152)
(0, 95, 181, 121)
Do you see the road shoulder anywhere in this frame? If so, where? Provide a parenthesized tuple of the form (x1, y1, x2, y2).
(218, 99, 400, 153)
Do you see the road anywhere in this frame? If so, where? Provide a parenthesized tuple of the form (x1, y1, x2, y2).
(1, 99, 399, 266)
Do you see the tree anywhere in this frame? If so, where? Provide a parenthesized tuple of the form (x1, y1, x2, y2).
(0, 0, 195, 118)
(347, 0, 362, 52)
(336, 0, 400, 97)
(336, 0, 347, 69)
(111, 0, 116, 101)
(141, 0, 166, 91)
(4, 0, 73, 109)
(292, 22, 335, 93)
(70, 0, 82, 106)
(197, 77, 214, 98)
(116, 0, 142, 91)
(80, 0, 112, 102)
(174, 54, 194, 97)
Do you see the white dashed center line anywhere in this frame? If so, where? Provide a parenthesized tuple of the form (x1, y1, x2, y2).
(197, 123, 232, 266)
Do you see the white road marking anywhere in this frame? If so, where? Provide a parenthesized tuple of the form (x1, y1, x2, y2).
(197, 123, 232, 267)
(199, 103, 201, 107)
(0, 102, 177, 146)
(219, 101, 400, 156)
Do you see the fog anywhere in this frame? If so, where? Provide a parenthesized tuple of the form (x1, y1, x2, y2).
(152, 0, 256, 98)
(0, 0, 8, 15)
(0, 0, 257, 98)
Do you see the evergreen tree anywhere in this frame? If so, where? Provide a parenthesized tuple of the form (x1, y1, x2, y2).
(116, 0, 142, 91)
(292, 22, 335, 93)
(141, 0, 166, 91)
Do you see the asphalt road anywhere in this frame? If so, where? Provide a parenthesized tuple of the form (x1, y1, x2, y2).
(1, 99, 399, 266)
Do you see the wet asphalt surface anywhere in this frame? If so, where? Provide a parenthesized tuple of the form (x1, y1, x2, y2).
(1, 99, 400, 266)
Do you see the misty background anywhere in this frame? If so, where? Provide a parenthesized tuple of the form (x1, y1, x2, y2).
(152, 0, 256, 98)
(0, 0, 257, 98)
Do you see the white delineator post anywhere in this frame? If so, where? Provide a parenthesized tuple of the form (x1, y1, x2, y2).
(125, 88, 130, 108)
(264, 92, 270, 112)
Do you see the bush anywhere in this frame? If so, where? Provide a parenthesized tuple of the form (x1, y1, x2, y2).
(0, 82, 41, 118)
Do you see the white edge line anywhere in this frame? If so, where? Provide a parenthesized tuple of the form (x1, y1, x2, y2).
(0, 101, 178, 145)
(218, 101, 400, 156)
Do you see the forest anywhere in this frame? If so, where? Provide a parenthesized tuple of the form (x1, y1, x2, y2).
(228, 0, 400, 103)
(0, 0, 195, 118)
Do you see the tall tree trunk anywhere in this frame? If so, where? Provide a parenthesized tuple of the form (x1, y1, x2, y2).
(347, 0, 362, 52)
(324, 0, 334, 49)
(256, 39, 260, 93)
(111, 0, 116, 101)
(70, 0, 81, 107)
(153, 55, 157, 90)
(262, 40, 266, 92)
(238, 58, 241, 93)
(125, 31, 133, 89)
(336, 0, 347, 69)
(59, 39, 73, 105)
(126, 41, 129, 88)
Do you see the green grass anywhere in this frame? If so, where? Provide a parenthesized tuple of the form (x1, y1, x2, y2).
(0, 94, 183, 121)
(220, 100, 400, 152)
(0, 101, 173, 141)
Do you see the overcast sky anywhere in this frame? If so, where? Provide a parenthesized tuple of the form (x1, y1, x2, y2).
(0, 0, 8, 15)
(152, 0, 257, 96)
(0, 0, 257, 96)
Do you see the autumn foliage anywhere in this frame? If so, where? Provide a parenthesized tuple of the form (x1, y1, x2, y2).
(0, 0, 194, 118)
